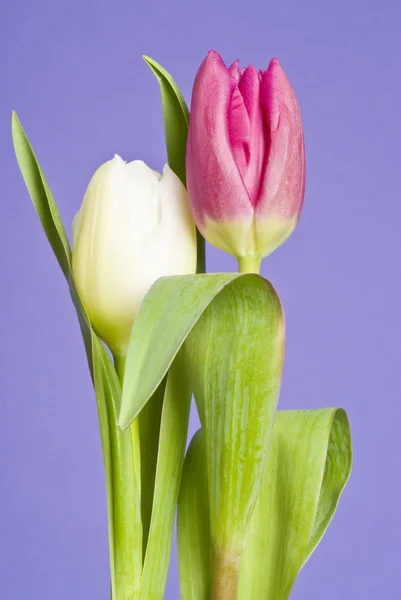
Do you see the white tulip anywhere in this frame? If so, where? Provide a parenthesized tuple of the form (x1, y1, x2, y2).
(72, 155, 197, 357)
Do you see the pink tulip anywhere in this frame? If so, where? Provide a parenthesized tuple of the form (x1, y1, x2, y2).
(186, 50, 305, 271)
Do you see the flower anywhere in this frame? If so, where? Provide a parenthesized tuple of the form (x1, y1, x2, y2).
(72, 155, 197, 356)
(186, 50, 305, 270)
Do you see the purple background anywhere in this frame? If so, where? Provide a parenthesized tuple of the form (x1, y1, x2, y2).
(1, 0, 400, 598)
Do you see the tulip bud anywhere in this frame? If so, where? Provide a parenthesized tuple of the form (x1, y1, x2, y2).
(186, 50, 305, 272)
(72, 155, 197, 357)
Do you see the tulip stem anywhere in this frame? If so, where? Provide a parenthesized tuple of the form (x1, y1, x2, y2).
(237, 256, 261, 274)
(196, 228, 206, 274)
(114, 354, 142, 498)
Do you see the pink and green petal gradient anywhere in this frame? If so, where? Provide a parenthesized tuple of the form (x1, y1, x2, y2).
(186, 50, 254, 259)
(186, 50, 306, 265)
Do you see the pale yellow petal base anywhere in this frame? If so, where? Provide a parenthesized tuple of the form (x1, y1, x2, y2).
(203, 213, 299, 268)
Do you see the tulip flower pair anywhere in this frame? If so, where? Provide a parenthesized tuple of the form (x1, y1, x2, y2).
(13, 49, 352, 600)
(72, 50, 305, 354)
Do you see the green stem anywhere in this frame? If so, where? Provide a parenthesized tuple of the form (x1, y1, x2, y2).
(237, 255, 261, 274)
(114, 354, 141, 499)
(114, 353, 126, 384)
(196, 227, 206, 274)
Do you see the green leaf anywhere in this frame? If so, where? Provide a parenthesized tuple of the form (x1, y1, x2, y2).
(302, 409, 353, 564)
(120, 273, 284, 597)
(11, 111, 71, 280)
(12, 113, 142, 599)
(183, 276, 285, 597)
(238, 409, 352, 600)
(143, 55, 189, 186)
(138, 350, 192, 599)
(178, 410, 352, 600)
(138, 381, 166, 558)
(177, 430, 210, 600)
(119, 274, 249, 429)
(92, 335, 143, 600)
(143, 56, 205, 274)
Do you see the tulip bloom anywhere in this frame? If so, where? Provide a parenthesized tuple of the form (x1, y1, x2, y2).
(186, 50, 305, 271)
(72, 156, 197, 357)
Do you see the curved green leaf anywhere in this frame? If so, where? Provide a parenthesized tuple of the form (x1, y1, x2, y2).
(144, 56, 205, 274)
(12, 114, 142, 599)
(143, 55, 189, 186)
(11, 111, 71, 280)
(239, 408, 352, 600)
(303, 409, 352, 564)
(138, 350, 191, 600)
(120, 273, 284, 597)
(119, 273, 283, 429)
(120, 273, 243, 429)
(178, 430, 210, 600)
(178, 410, 352, 600)
(183, 276, 284, 596)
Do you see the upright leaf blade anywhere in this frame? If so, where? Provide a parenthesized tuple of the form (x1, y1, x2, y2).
(178, 430, 210, 600)
(11, 111, 72, 279)
(303, 409, 352, 564)
(143, 55, 189, 186)
(178, 410, 352, 600)
(144, 56, 205, 273)
(138, 350, 192, 600)
(239, 409, 352, 600)
(183, 276, 285, 597)
(12, 115, 143, 599)
(92, 336, 143, 600)
(138, 381, 166, 558)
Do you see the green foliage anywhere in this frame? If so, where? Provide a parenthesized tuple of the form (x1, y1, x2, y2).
(178, 431, 210, 600)
(178, 410, 352, 600)
(143, 56, 189, 187)
(144, 56, 205, 274)
(12, 112, 142, 599)
(120, 273, 285, 597)
(138, 350, 191, 599)
(183, 276, 284, 587)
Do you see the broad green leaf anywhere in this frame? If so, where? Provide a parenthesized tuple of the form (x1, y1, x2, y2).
(183, 276, 284, 596)
(178, 430, 210, 600)
(179, 410, 352, 600)
(11, 112, 71, 280)
(12, 114, 142, 599)
(144, 56, 205, 274)
(120, 274, 243, 429)
(138, 350, 191, 600)
(120, 273, 284, 596)
(120, 273, 280, 430)
(238, 408, 352, 600)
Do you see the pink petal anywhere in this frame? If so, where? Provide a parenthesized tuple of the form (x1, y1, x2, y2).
(229, 59, 240, 81)
(186, 50, 253, 226)
(257, 58, 305, 221)
(228, 86, 251, 182)
(238, 65, 268, 205)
